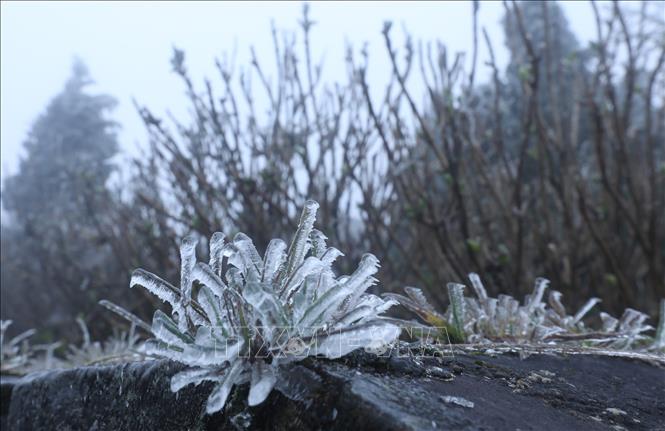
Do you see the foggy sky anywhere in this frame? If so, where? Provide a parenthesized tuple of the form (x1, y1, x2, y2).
(1, 1, 601, 184)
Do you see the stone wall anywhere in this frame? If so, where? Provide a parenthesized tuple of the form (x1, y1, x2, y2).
(2, 349, 663, 430)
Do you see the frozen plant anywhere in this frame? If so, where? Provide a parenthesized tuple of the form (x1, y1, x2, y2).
(103, 200, 400, 413)
(388, 273, 660, 350)
(65, 317, 145, 366)
(1, 320, 36, 375)
(382, 286, 465, 343)
(649, 299, 665, 352)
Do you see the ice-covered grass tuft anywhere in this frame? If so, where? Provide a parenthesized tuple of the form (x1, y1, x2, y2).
(1, 320, 38, 375)
(388, 273, 663, 351)
(102, 199, 400, 413)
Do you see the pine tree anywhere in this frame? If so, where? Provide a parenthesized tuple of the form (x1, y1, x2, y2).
(1, 59, 121, 339)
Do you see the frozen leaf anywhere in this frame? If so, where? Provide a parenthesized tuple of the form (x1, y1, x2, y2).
(99, 300, 152, 333)
(171, 367, 222, 392)
(284, 200, 319, 280)
(525, 278, 549, 314)
(197, 286, 229, 336)
(209, 232, 226, 276)
(180, 236, 198, 314)
(321, 247, 344, 267)
(181, 339, 245, 367)
(298, 281, 355, 329)
(206, 359, 245, 414)
(193, 262, 229, 299)
(282, 256, 325, 301)
(130, 269, 180, 309)
(468, 273, 488, 305)
(404, 286, 435, 311)
(600, 312, 619, 333)
(262, 239, 287, 283)
(309, 229, 328, 258)
(651, 299, 665, 351)
(248, 362, 277, 406)
(312, 322, 400, 359)
(447, 283, 466, 342)
(152, 310, 193, 346)
(548, 290, 567, 318)
(233, 232, 263, 281)
(572, 298, 601, 325)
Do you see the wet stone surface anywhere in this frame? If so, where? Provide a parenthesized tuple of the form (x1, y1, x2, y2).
(1, 347, 663, 430)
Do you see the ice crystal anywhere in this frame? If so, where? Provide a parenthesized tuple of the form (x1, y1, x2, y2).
(105, 199, 399, 413)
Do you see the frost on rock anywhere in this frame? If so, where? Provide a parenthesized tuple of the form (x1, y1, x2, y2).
(440, 395, 475, 408)
(103, 199, 400, 413)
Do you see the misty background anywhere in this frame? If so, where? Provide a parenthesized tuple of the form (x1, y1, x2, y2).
(1, 1, 663, 343)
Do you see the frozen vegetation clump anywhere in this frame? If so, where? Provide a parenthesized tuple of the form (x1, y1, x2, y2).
(1, 319, 147, 374)
(388, 274, 664, 352)
(104, 200, 400, 413)
(1, 320, 38, 375)
(64, 317, 145, 366)
(0, 320, 62, 374)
